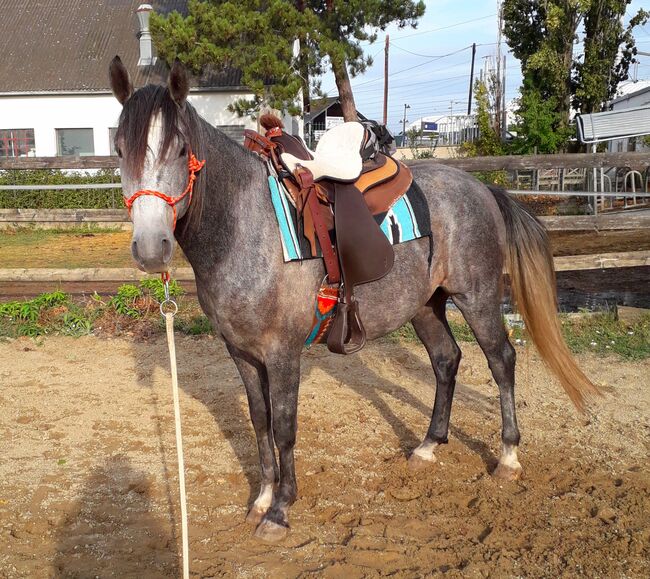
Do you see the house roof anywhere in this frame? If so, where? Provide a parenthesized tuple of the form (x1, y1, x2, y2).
(0, 0, 244, 94)
(609, 80, 650, 107)
(307, 96, 367, 122)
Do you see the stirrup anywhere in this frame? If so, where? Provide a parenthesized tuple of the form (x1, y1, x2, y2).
(327, 298, 366, 355)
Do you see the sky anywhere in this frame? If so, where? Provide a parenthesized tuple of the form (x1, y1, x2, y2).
(320, 0, 650, 135)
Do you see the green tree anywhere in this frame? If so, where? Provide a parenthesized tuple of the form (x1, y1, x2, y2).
(511, 78, 570, 153)
(460, 79, 507, 185)
(503, 0, 648, 152)
(573, 2, 649, 114)
(151, 0, 425, 121)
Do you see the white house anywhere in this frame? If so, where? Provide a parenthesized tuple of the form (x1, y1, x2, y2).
(0, 0, 294, 159)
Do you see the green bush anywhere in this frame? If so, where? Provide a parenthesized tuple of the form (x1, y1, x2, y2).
(0, 291, 93, 337)
(0, 169, 122, 209)
(109, 284, 143, 318)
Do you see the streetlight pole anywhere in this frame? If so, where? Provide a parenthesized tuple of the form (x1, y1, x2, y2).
(402, 103, 410, 146)
(449, 100, 463, 145)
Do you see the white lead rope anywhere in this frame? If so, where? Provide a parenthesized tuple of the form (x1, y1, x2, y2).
(161, 282, 189, 579)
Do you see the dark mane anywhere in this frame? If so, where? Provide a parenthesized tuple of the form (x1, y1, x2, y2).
(116, 84, 208, 233)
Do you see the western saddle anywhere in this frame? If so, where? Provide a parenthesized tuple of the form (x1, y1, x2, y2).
(245, 115, 412, 354)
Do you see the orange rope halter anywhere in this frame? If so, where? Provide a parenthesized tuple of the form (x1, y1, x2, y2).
(124, 152, 206, 229)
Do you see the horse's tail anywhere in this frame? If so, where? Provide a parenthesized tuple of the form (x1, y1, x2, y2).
(489, 186, 601, 412)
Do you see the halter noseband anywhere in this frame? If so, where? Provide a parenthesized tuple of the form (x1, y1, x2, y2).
(124, 152, 206, 229)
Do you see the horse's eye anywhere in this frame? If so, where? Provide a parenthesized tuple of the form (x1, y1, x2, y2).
(179, 144, 187, 158)
(116, 147, 123, 159)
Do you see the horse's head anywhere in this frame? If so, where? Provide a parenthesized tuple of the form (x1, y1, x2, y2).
(109, 56, 203, 273)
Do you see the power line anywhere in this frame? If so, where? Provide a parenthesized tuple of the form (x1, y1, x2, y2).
(350, 63, 523, 98)
(391, 14, 497, 40)
(389, 42, 463, 58)
(333, 45, 473, 92)
(360, 13, 497, 46)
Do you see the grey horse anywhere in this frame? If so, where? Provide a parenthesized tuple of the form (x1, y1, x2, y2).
(109, 57, 599, 542)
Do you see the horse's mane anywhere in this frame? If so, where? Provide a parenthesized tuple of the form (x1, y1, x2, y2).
(115, 84, 207, 234)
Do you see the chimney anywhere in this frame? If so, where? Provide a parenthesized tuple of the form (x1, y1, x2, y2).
(136, 4, 156, 66)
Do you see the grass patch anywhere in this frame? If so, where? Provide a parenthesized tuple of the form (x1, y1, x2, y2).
(387, 311, 650, 360)
(560, 311, 650, 360)
(0, 226, 123, 247)
(0, 290, 93, 337)
(1, 289, 648, 360)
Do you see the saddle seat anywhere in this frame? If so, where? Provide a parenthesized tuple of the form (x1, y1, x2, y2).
(280, 122, 366, 182)
(244, 116, 413, 355)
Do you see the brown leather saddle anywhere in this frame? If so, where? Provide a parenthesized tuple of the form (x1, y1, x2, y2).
(245, 117, 412, 354)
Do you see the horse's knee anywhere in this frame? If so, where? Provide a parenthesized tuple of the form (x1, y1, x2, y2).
(433, 346, 461, 383)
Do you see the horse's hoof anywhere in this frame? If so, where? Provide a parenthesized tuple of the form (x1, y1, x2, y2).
(246, 507, 267, 527)
(254, 519, 289, 543)
(408, 453, 436, 471)
(492, 463, 523, 481)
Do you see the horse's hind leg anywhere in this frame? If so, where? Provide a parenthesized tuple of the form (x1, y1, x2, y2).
(408, 288, 462, 470)
(226, 343, 279, 526)
(452, 290, 522, 480)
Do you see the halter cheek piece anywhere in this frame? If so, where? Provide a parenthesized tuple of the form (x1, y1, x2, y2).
(123, 152, 206, 230)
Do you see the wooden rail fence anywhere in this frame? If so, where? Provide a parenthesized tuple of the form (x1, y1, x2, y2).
(1, 151, 648, 171)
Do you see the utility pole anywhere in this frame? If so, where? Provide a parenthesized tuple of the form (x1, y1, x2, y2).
(449, 100, 454, 145)
(402, 104, 410, 146)
(502, 54, 507, 140)
(383, 35, 389, 126)
(467, 42, 476, 115)
(495, 1, 503, 138)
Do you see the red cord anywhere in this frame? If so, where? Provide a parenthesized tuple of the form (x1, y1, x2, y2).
(124, 152, 206, 230)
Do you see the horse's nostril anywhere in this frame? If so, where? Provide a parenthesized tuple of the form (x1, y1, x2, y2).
(131, 239, 140, 262)
(162, 237, 173, 263)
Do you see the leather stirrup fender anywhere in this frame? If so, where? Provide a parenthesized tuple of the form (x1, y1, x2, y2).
(327, 299, 366, 355)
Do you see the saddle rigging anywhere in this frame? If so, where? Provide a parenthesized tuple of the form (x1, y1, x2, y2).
(245, 115, 412, 355)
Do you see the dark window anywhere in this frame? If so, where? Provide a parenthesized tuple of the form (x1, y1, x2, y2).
(56, 128, 94, 156)
(0, 129, 35, 157)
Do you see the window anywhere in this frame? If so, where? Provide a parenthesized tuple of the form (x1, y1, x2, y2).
(109, 127, 118, 156)
(56, 128, 94, 156)
(0, 129, 35, 157)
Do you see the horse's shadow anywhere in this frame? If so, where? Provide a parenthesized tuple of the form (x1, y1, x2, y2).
(305, 339, 500, 471)
(131, 336, 259, 507)
(53, 456, 179, 578)
(129, 332, 499, 517)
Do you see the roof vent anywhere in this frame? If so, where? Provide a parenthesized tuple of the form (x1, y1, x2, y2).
(137, 4, 156, 66)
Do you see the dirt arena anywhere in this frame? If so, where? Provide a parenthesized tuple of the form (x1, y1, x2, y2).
(0, 335, 648, 578)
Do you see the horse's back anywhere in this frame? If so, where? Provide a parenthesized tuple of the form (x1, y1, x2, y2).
(357, 163, 507, 339)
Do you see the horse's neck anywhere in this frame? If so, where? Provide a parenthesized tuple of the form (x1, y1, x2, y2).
(176, 128, 267, 275)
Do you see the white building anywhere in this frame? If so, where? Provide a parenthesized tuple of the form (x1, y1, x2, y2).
(0, 0, 292, 159)
(607, 81, 650, 153)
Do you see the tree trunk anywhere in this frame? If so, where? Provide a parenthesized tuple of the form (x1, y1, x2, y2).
(331, 58, 358, 122)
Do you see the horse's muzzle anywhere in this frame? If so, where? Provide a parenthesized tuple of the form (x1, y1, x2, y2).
(131, 231, 174, 273)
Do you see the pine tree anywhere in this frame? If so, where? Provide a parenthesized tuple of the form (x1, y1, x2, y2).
(151, 0, 425, 121)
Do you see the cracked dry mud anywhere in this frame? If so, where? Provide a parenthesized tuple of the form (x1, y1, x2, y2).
(0, 335, 648, 578)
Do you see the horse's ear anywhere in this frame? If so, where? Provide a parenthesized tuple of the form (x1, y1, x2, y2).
(109, 55, 133, 105)
(169, 59, 190, 107)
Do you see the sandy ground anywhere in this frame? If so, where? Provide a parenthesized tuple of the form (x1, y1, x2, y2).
(0, 335, 648, 578)
(1, 229, 650, 269)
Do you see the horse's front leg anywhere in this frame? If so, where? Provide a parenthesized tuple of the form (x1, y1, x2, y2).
(226, 343, 279, 526)
(254, 352, 301, 542)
